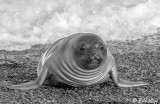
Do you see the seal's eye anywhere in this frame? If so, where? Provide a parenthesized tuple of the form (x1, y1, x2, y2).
(79, 42, 87, 52)
(99, 44, 104, 50)
(80, 46, 86, 51)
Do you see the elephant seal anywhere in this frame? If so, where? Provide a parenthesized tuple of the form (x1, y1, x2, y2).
(7, 33, 149, 89)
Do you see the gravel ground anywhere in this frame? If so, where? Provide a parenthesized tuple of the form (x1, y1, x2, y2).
(1, 34, 160, 104)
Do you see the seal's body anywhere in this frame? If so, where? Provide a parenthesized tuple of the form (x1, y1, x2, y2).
(8, 33, 148, 89)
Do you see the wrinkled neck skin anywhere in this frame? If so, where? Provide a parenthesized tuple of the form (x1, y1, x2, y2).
(57, 34, 110, 86)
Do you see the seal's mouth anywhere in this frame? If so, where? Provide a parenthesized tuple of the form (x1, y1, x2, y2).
(90, 60, 99, 64)
(81, 58, 102, 69)
(88, 60, 100, 68)
(82, 58, 102, 64)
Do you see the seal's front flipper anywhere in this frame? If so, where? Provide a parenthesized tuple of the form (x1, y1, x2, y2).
(7, 67, 48, 90)
(110, 64, 149, 87)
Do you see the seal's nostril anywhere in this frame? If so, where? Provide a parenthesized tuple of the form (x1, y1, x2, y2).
(97, 58, 103, 63)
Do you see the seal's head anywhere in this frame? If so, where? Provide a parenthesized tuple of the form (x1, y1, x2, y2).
(74, 33, 107, 70)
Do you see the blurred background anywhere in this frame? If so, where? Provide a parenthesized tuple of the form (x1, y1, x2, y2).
(0, 0, 160, 50)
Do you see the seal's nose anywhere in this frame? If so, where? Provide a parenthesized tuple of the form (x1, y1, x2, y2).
(91, 50, 103, 63)
(91, 50, 97, 59)
(97, 57, 103, 63)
